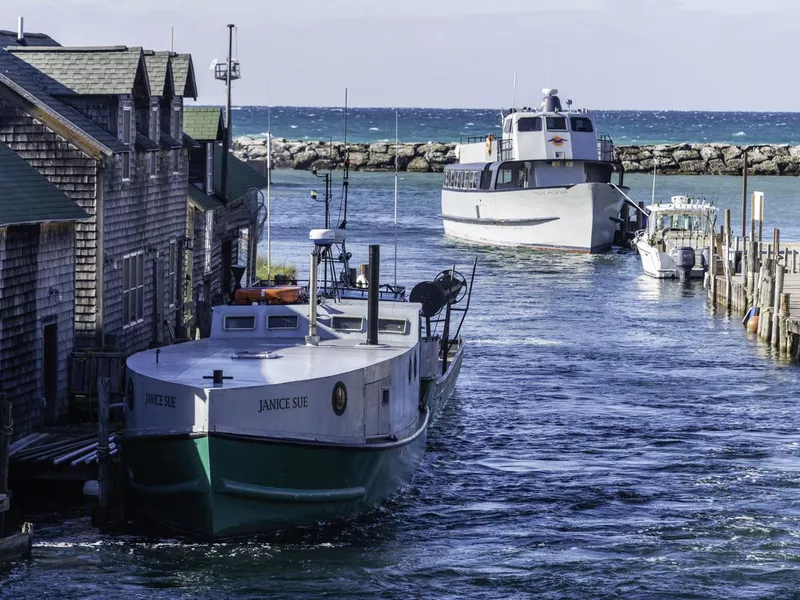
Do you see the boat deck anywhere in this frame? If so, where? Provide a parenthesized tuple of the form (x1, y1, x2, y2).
(127, 338, 414, 389)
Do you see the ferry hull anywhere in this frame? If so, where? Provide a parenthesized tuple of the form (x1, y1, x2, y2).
(441, 183, 624, 253)
(121, 426, 428, 538)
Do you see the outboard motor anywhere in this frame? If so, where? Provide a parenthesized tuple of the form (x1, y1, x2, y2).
(542, 88, 562, 112)
(674, 247, 696, 281)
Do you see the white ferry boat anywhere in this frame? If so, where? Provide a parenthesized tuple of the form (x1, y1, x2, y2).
(441, 89, 626, 253)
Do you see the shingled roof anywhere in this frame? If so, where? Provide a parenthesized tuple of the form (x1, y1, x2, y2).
(0, 30, 60, 48)
(184, 107, 224, 142)
(170, 53, 197, 99)
(0, 52, 129, 157)
(144, 50, 172, 97)
(7, 45, 149, 96)
(214, 145, 266, 202)
(0, 141, 87, 226)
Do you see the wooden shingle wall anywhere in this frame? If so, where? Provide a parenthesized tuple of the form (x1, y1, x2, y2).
(0, 223, 75, 436)
(0, 99, 99, 347)
(102, 125, 189, 354)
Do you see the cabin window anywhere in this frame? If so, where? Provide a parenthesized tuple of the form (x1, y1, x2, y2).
(122, 106, 132, 145)
(546, 117, 567, 131)
(503, 119, 512, 134)
(122, 251, 145, 327)
(224, 315, 256, 330)
(268, 315, 299, 330)
(379, 318, 407, 334)
(517, 117, 542, 132)
(332, 316, 363, 331)
(480, 168, 493, 190)
(444, 170, 451, 188)
(570, 117, 594, 133)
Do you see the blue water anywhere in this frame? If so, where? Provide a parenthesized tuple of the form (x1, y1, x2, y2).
(227, 106, 800, 146)
(5, 171, 800, 598)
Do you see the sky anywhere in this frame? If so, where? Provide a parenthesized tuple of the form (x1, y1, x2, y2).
(1, 0, 798, 111)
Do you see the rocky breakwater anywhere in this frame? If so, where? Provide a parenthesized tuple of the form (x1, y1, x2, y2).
(616, 144, 800, 176)
(233, 137, 457, 172)
(233, 136, 800, 176)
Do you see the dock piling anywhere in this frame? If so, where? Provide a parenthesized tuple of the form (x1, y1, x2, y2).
(0, 391, 10, 537)
(97, 376, 110, 514)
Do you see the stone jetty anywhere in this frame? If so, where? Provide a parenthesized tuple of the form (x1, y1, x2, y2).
(233, 136, 800, 176)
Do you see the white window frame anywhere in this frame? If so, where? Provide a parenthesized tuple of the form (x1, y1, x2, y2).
(204, 211, 214, 274)
(122, 153, 131, 182)
(122, 251, 145, 328)
(122, 105, 132, 145)
(205, 143, 214, 194)
(168, 239, 178, 308)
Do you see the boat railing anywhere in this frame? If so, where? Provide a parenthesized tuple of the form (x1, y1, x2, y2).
(459, 135, 492, 145)
(497, 138, 514, 161)
(597, 133, 615, 162)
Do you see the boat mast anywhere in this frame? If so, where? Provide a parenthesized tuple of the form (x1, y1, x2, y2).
(266, 102, 272, 282)
(651, 160, 657, 205)
(341, 88, 349, 229)
(394, 109, 398, 288)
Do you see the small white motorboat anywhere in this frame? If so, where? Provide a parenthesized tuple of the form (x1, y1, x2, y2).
(633, 196, 717, 279)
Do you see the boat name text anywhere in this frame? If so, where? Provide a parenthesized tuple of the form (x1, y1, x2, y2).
(145, 392, 176, 408)
(259, 396, 309, 413)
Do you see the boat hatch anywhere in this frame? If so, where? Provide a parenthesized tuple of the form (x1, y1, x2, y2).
(231, 350, 280, 360)
(378, 318, 407, 334)
(224, 315, 256, 330)
(267, 315, 299, 330)
(331, 316, 364, 332)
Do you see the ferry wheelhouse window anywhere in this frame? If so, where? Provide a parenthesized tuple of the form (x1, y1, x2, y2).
(517, 117, 542, 132)
(378, 318, 407, 334)
(503, 119, 512, 134)
(225, 315, 256, 330)
(570, 117, 593, 133)
(267, 315, 299, 330)
(332, 316, 363, 331)
(545, 117, 567, 131)
(122, 251, 145, 327)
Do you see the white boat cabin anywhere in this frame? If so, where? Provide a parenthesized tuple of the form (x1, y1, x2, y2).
(448, 89, 617, 191)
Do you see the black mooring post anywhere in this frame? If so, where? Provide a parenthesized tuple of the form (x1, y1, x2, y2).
(367, 244, 380, 345)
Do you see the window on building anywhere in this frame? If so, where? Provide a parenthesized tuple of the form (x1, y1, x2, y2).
(122, 106, 132, 145)
(204, 211, 214, 274)
(205, 143, 214, 194)
(168, 240, 178, 307)
(238, 227, 249, 269)
(122, 153, 131, 181)
(172, 106, 181, 139)
(122, 251, 145, 327)
(570, 117, 594, 133)
(148, 152, 157, 178)
(546, 117, 567, 131)
(172, 149, 180, 174)
(517, 117, 542, 132)
(150, 107, 159, 140)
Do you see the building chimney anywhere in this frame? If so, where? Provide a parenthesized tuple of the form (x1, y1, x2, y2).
(16, 16, 24, 44)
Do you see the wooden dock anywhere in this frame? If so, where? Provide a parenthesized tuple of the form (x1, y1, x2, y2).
(708, 205, 800, 360)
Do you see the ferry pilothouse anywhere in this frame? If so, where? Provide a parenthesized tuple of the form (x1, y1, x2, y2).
(441, 89, 627, 253)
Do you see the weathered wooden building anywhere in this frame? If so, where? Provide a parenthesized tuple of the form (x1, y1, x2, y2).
(0, 37, 198, 355)
(183, 106, 266, 335)
(0, 142, 87, 435)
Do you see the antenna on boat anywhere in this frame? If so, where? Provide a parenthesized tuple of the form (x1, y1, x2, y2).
(394, 109, 399, 288)
(651, 160, 657, 205)
(511, 72, 517, 112)
(266, 95, 272, 282)
(340, 88, 349, 229)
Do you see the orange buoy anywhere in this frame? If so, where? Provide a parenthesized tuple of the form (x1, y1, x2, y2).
(746, 315, 759, 333)
(233, 285, 303, 305)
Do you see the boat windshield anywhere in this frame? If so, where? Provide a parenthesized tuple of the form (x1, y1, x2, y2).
(655, 213, 711, 232)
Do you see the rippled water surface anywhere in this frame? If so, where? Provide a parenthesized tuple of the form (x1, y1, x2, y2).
(4, 173, 800, 599)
